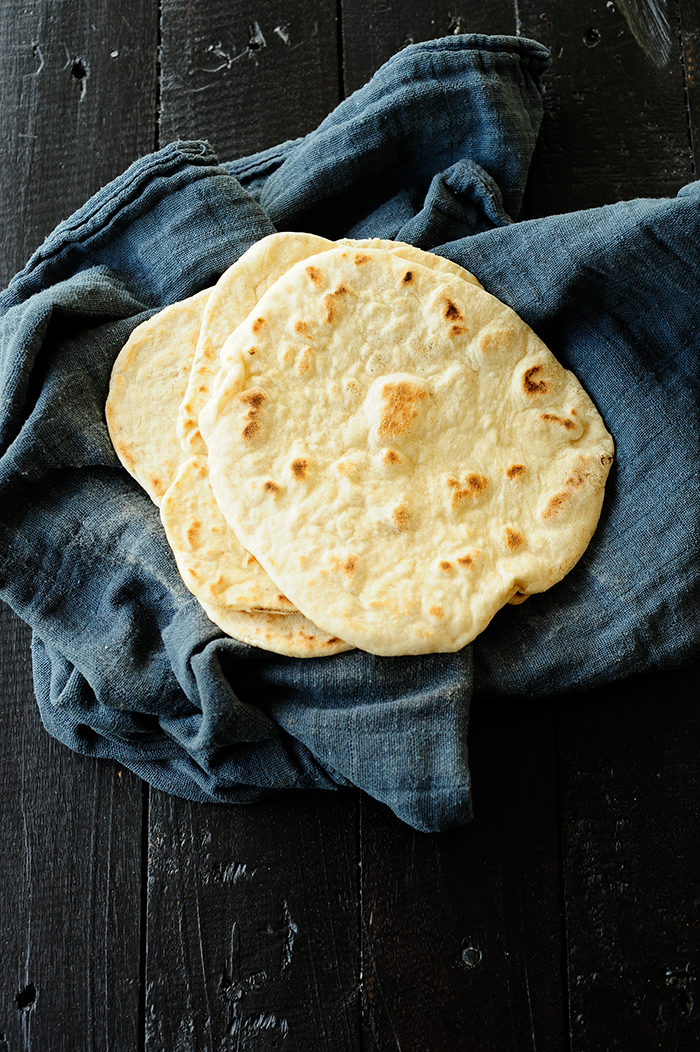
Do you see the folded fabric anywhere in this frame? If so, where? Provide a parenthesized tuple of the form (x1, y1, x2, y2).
(1, 35, 698, 832)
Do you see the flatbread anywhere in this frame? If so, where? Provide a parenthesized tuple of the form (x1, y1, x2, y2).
(106, 288, 211, 504)
(201, 246, 614, 656)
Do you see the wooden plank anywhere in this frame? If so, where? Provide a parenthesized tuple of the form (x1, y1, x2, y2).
(558, 663, 700, 1051)
(340, 0, 517, 97)
(0, 1, 158, 1048)
(0, 0, 159, 289)
(0, 602, 145, 1052)
(516, 0, 694, 216)
(360, 700, 565, 1050)
(145, 790, 361, 1051)
(680, 0, 700, 165)
(159, 0, 341, 160)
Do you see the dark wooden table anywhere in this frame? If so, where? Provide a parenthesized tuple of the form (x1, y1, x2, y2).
(2, 2, 699, 1050)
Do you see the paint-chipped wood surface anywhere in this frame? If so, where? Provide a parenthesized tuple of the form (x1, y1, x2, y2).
(1, 1, 699, 1049)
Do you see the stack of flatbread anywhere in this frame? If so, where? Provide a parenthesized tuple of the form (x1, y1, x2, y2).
(106, 233, 614, 658)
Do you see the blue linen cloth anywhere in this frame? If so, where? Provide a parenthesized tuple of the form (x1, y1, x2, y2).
(0, 35, 698, 832)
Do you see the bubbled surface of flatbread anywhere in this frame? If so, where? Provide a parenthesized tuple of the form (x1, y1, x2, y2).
(177, 231, 482, 456)
(106, 288, 211, 505)
(201, 247, 614, 657)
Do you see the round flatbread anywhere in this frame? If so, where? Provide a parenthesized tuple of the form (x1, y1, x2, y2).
(106, 287, 212, 505)
(200, 246, 614, 656)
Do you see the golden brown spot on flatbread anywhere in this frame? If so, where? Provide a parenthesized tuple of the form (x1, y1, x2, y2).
(294, 319, 310, 337)
(276, 594, 293, 606)
(322, 293, 336, 324)
(239, 388, 266, 441)
(343, 556, 357, 577)
(506, 464, 526, 479)
(541, 491, 571, 519)
(239, 389, 265, 409)
(429, 605, 444, 618)
(541, 412, 577, 431)
(324, 637, 342, 646)
(245, 553, 258, 566)
(321, 284, 350, 324)
(505, 527, 523, 551)
(601, 453, 613, 467)
(479, 329, 513, 353)
(441, 297, 463, 321)
(439, 560, 452, 572)
(353, 252, 371, 265)
(447, 473, 488, 506)
(147, 474, 162, 495)
(291, 458, 307, 480)
(402, 270, 413, 284)
(565, 464, 590, 489)
(247, 347, 256, 356)
(263, 479, 280, 495)
(296, 348, 312, 374)
(118, 447, 136, 472)
(448, 324, 468, 338)
(334, 457, 359, 478)
(457, 553, 476, 568)
(522, 365, 549, 395)
(306, 265, 322, 285)
(383, 448, 401, 465)
(392, 504, 408, 528)
(377, 380, 427, 437)
(251, 317, 265, 334)
(186, 519, 200, 545)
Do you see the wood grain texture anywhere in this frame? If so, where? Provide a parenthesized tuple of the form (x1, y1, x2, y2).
(558, 663, 700, 1051)
(145, 790, 361, 1052)
(517, 0, 694, 216)
(0, 602, 144, 1052)
(0, 0, 159, 289)
(1, 2, 699, 1050)
(0, 2, 157, 1048)
(159, 0, 341, 160)
(339, 0, 517, 96)
(360, 700, 565, 1051)
(680, 0, 700, 170)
